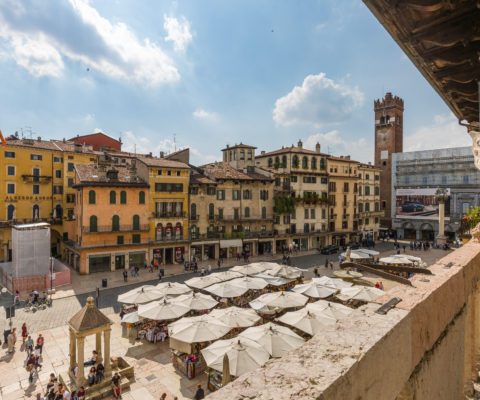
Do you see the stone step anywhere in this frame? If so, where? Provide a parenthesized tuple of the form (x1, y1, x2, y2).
(85, 377, 130, 400)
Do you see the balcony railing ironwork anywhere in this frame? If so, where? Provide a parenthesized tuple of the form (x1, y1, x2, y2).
(83, 224, 149, 233)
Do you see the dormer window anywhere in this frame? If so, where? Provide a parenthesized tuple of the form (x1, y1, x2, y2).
(106, 170, 118, 180)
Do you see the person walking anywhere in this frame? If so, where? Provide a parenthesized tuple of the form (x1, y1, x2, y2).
(21, 323, 28, 343)
(217, 260, 221, 270)
(314, 266, 319, 277)
(207, 265, 211, 275)
(324, 258, 328, 269)
(7, 329, 15, 353)
(36, 333, 44, 355)
(25, 335, 34, 356)
(122, 270, 128, 282)
(194, 383, 205, 400)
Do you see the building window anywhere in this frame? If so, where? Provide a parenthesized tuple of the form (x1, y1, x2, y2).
(234, 208, 239, 219)
(311, 209, 315, 219)
(190, 203, 197, 219)
(291, 175, 297, 183)
(463, 175, 469, 184)
(304, 209, 309, 219)
(247, 150, 252, 160)
(358, 203, 363, 212)
(33, 185, 39, 195)
(232, 190, 240, 200)
(216, 190, 225, 200)
(209, 203, 214, 219)
(243, 190, 251, 199)
(423, 177, 428, 185)
(32, 168, 40, 182)
(375, 217, 379, 223)
(132, 234, 141, 244)
(365, 186, 370, 195)
(7, 166, 15, 176)
(177, 171, 181, 176)
(292, 156, 299, 168)
(112, 215, 120, 231)
(88, 190, 96, 204)
(7, 183, 15, 194)
(374, 186, 379, 195)
(53, 157, 62, 162)
(53, 185, 63, 194)
(302, 157, 308, 168)
(260, 190, 269, 200)
(382, 201, 386, 209)
(109, 191, 116, 204)
(133, 215, 140, 230)
(358, 186, 362, 195)
(30, 154, 42, 161)
(55, 170, 62, 178)
(268, 158, 273, 167)
(90, 215, 98, 232)
(311, 158, 317, 169)
(262, 207, 267, 219)
(33, 204, 39, 219)
(120, 191, 127, 204)
(117, 236, 124, 245)
(136, 191, 144, 205)
(442, 176, 447, 184)
(68, 163, 74, 172)
(5, 151, 15, 158)
(344, 182, 349, 192)
(68, 178, 74, 187)
(7, 204, 14, 220)
(240, 150, 245, 160)
(157, 170, 162, 175)
(67, 209, 74, 219)
(167, 170, 171, 176)
(245, 207, 250, 217)
(218, 208, 224, 219)
(322, 209, 326, 219)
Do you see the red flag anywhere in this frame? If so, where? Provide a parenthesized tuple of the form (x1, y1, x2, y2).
(0, 130, 6, 148)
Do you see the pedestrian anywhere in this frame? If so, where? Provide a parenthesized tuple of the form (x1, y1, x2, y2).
(158, 271, 162, 281)
(22, 323, 28, 343)
(194, 383, 205, 400)
(7, 328, 16, 353)
(134, 266, 139, 277)
(403, 245, 406, 253)
(36, 392, 45, 400)
(36, 333, 44, 355)
(144, 262, 147, 270)
(219, 255, 223, 264)
(375, 282, 380, 289)
(160, 394, 167, 400)
(200, 267, 206, 276)
(26, 353, 37, 382)
(122, 270, 128, 282)
(25, 335, 34, 356)
(379, 281, 384, 290)
(245, 253, 249, 262)
(330, 261, 333, 270)
(77, 387, 86, 400)
(314, 266, 319, 277)
(207, 265, 211, 275)
(324, 258, 328, 269)
(217, 260, 221, 270)
(193, 262, 198, 273)
(111, 372, 122, 399)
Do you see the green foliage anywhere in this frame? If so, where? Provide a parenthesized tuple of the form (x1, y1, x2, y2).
(274, 196, 296, 214)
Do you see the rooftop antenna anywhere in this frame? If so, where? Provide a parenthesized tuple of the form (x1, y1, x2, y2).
(134, 143, 136, 155)
(174, 133, 177, 152)
(25, 126, 32, 139)
(327, 146, 331, 155)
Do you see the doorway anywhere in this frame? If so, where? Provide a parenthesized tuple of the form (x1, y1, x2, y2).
(115, 255, 125, 270)
(165, 248, 173, 264)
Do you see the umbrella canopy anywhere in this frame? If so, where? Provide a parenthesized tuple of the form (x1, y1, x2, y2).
(185, 275, 222, 289)
(312, 276, 353, 290)
(306, 300, 353, 319)
(340, 251, 369, 260)
(252, 273, 288, 286)
(391, 254, 422, 262)
(231, 263, 268, 275)
(357, 248, 379, 256)
(204, 281, 249, 298)
(138, 298, 190, 321)
(336, 286, 384, 302)
(254, 291, 308, 309)
(169, 314, 230, 343)
(121, 311, 140, 324)
(117, 285, 165, 304)
(229, 276, 269, 290)
(210, 306, 261, 328)
(201, 337, 270, 377)
(171, 292, 218, 311)
(267, 265, 303, 279)
(156, 282, 192, 296)
(209, 270, 243, 282)
(239, 322, 305, 358)
(292, 282, 337, 298)
(276, 308, 336, 336)
(379, 256, 413, 265)
(248, 298, 279, 315)
(334, 270, 363, 279)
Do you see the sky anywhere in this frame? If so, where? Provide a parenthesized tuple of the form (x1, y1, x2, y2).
(0, 0, 471, 165)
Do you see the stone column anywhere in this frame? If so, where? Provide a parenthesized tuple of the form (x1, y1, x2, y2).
(69, 329, 76, 369)
(77, 336, 85, 382)
(95, 332, 102, 362)
(435, 189, 448, 245)
(104, 328, 111, 375)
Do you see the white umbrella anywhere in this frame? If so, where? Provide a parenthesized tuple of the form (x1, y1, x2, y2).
(138, 298, 190, 321)
(156, 281, 192, 296)
(239, 322, 305, 358)
(117, 285, 165, 304)
(209, 270, 243, 282)
(185, 275, 222, 289)
(312, 276, 353, 290)
(340, 251, 368, 260)
(229, 276, 269, 290)
(210, 306, 261, 328)
(201, 337, 270, 377)
(231, 264, 268, 275)
(121, 311, 140, 324)
(336, 286, 384, 302)
(172, 292, 218, 311)
(248, 298, 279, 315)
(379, 256, 413, 265)
(391, 254, 422, 262)
(252, 273, 288, 287)
(168, 314, 230, 343)
(306, 300, 353, 319)
(292, 282, 337, 298)
(254, 291, 308, 309)
(357, 248, 379, 256)
(276, 308, 335, 335)
(267, 265, 303, 279)
(204, 281, 249, 298)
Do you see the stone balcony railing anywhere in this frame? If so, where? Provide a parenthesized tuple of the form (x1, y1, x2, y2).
(208, 235, 480, 400)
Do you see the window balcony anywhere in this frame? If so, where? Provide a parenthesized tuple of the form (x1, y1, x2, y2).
(153, 211, 187, 219)
(82, 224, 149, 233)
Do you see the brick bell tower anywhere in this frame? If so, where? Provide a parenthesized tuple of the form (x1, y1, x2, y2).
(374, 92, 404, 228)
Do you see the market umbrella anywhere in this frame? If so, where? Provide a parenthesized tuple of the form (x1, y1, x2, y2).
(379, 256, 413, 265)
(204, 281, 249, 298)
(336, 286, 384, 302)
(306, 300, 353, 319)
(117, 285, 165, 304)
(251, 273, 288, 287)
(340, 251, 368, 260)
(137, 298, 190, 321)
(391, 254, 422, 262)
(357, 249, 379, 256)
(209, 270, 243, 282)
(276, 308, 336, 336)
(168, 314, 230, 343)
(248, 298, 279, 315)
(210, 306, 261, 329)
(292, 282, 337, 298)
(229, 276, 269, 290)
(121, 311, 140, 324)
(171, 292, 218, 311)
(222, 354, 231, 386)
(334, 270, 363, 279)
(156, 281, 192, 296)
(267, 265, 303, 279)
(185, 275, 222, 290)
(231, 263, 268, 275)
(239, 322, 305, 358)
(201, 337, 270, 377)
(312, 276, 353, 290)
(253, 291, 308, 310)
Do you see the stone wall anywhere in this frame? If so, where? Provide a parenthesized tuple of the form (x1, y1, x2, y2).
(208, 240, 480, 399)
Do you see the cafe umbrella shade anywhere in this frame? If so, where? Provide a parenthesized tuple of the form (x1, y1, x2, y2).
(209, 270, 243, 282)
(340, 251, 368, 260)
(137, 298, 190, 321)
(171, 292, 218, 311)
(210, 306, 261, 329)
(204, 281, 249, 298)
(231, 263, 268, 276)
(251, 273, 288, 287)
(168, 314, 230, 343)
(121, 311, 140, 324)
(312, 276, 353, 290)
(185, 275, 222, 290)
(117, 285, 165, 304)
(336, 286, 384, 302)
(292, 282, 337, 298)
(253, 291, 308, 310)
(248, 298, 279, 315)
(267, 265, 303, 279)
(201, 337, 270, 377)
(156, 282, 192, 296)
(228, 276, 269, 291)
(276, 308, 336, 336)
(239, 322, 305, 358)
(379, 256, 413, 265)
(306, 300, 353, 318)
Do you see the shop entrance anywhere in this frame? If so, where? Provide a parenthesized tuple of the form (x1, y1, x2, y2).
(129, 252, 145, 269)
(258, 241, 272, 255)
(89, 255, 111, 273)
(115, 255, 125, 270)
(165, 248, 173, 264)
(276, 240, 287, 253)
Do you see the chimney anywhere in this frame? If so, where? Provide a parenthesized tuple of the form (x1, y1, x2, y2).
(63, 138, 66, 143)
(315, 142, 321, 153)
(368, 161, 371, 165)
(37, 136, 41, 141)
(226, 144, 229, 148)
(261, 151, 265, 155)
(160, 151, 164, 158)
(297, 139, 303, 149)
(345, 155, 350, 160)
(149, 152, 153, 157)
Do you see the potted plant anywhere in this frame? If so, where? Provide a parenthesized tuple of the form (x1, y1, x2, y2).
(458, 206, 480, 243)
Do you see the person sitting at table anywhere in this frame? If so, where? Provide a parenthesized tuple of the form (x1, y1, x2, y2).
(96, 363, 105, 382)
(88, 366, 97, 386)
(84, 350, 98, 366)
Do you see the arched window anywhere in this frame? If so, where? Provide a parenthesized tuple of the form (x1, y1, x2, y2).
(292, 155, 299, 167)
(320, 158, 326, 170)
(262, 207, 266, 219)
(120, 191, 127, 204)
(247, 150, 252, 160)
(268, 158, 273, 167)
(207, 224, 215, 237)
(88, 190, 96, 204)
(208, 203, 214, 219)
(240, 150, 245, 160)
(133, 215, 140, 230)
(302, 156, 308, 168)
(175, 222, 182, 239)
(245, 207, 250, 218)
(282, 155, 287, 167)
(229, 151, 232, 161)
(33, 204, 39, 219)
(90, 215, 98, 232)
(165, 223, 173, 239)
(55, 204, 63, 218)
(311, 157, 317, 169)
(139, 191, 145, 204)
(275, 156, 280, 166)
(380, 116, 385, 124)
(156, 223, 163, 241)
(190, 225, 198, 240)
(191, 203, 197, 219)
(386, 115, 390, 124)
(112, 215, 120, 231)
(7, 204, 14, 220)
(110, 191, 116, 204)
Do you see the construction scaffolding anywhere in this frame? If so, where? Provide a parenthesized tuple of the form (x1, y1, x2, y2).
(12, 223, 50, 278)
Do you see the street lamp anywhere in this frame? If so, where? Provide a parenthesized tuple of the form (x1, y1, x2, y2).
(47, 257, 55, 306)
(1, 286, 13, 331)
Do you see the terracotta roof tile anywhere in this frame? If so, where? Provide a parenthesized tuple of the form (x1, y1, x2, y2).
(327, 155, 360, 163)
(190, 172, 216, 185)
(74, 164, 149, 187)
(68, 297, 112, 332)
(136, 155, 190, 169)
(200, 162, 272, 181)
(221, 144, 257, 151)
(255, 146, 328, 158)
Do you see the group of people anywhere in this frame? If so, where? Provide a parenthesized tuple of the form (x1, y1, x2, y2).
(235, 251, 250, 262)
(40, 373, 82, 400)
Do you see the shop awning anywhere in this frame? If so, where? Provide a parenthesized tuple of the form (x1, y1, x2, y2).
(220, 239, 242, 249)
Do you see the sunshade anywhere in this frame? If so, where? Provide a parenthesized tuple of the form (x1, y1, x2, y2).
(121, 311, 140, 324)
(229, 276, 269, 290)
(334, 270, 363, 279)
(276, 308, 336, 335)
(209, 271, 243, 282)
(156, 281, 192, 296)
(292, 282, 337, 298)
(171, 292, 218, 311)
(312, 276, 353, 290)
(391, 254, 422, 262)
(336, 286, 384, 302)
(201, 337, 270, 377)
(379, 256, 413, 265)
(204, 281, 249, 298)
(306, 300, 353, 319)
(210, 306, 261, 328)
(168, 314, 230, 343)
(185, 275, 222, 290)
(239, 322, 304, 358)
(248, 298, 279, 315)
(138, 298, 190, 321)
(341, 251, 368, 260)
(253, 291, 308, 309)
(117, 285, 165, 304)
(231, 263, 268, 275)
(266, 265, 303, 279)
(252, 273, 288, 286)
(357, 249, 379, 256)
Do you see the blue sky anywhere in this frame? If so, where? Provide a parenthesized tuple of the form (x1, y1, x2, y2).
(0, 0, 470, 164)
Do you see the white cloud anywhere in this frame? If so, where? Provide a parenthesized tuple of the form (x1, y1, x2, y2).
(193, 109, 215, 119)
(93, 128, 105, 133)
(164, 15, 192, 52)
(0, 0, 180, 84)
(305, 130, 373, 163)
(273, 73, 364, 128)
(84, 113, 95, 121)
(405, 113, 471, 151)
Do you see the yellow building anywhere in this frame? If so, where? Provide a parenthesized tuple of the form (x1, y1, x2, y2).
(64, 163, 150, 274)
(326, 155, 360, 246)
(358, 163, 382, 240)
(135, 155, 190, 266)
(0, 137, 97, 261)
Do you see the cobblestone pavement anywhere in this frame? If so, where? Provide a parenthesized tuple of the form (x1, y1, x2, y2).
(1, 242, 453, 336)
